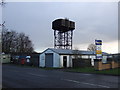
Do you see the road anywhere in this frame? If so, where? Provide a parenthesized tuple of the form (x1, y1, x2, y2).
(2, 64, 119, 88)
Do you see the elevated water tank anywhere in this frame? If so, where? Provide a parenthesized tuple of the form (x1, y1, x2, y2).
(52, 18, 75, 32)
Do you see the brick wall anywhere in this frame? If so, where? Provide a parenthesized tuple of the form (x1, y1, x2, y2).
(111, 61, 120, 69)
(102, 64, 111, 70)
(94, 59, 120, 70)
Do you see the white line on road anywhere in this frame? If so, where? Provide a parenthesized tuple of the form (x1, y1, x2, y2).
(28, 73, 47, 77)
(63, 79, 110, 88)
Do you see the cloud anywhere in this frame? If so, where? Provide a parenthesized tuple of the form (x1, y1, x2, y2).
(3, 2, 118, 53)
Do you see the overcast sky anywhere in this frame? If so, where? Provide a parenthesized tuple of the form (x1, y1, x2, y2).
(2, 2, 118, 53)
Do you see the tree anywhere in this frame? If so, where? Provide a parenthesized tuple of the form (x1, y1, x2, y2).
(2, 28, 34, 53)
(17, 33, 34, 53)
(87, 44, 96, 51)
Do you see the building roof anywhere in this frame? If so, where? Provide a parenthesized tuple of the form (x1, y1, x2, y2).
(49, 48, 73, 55)
(47, 48, 106, 55)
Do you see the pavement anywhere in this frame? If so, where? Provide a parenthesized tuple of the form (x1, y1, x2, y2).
(2, 64, 120, 88)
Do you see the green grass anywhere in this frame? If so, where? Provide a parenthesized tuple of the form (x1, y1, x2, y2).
(67, 67, 120, 76)
(40, 67, 120, 76)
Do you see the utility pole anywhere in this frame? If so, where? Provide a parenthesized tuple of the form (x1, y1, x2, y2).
(0, 0, 5, 63)
(0, 1, 5, 89)
(0, 1, 4, 89)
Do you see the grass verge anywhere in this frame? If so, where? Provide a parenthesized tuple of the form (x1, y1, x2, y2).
(66, 67, 120, 76)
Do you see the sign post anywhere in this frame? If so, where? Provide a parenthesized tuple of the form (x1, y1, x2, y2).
(95, 40, 102, 59)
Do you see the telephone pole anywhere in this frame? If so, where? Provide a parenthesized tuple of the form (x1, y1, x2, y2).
(0, 0, 6, 63)
(0, 1, 5, 89)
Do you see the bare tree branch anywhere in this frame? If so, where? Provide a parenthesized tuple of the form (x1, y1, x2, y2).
(2, 28, 34, 53)
(87, 44, 96, 51)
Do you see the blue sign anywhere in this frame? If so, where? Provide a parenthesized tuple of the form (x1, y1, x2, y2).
(96, 56, 102, 59)
(95, 40, 102, 45)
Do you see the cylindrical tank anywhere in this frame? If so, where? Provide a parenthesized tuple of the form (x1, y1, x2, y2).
(69, 21, 75, 30)
(52, 18, 75, 32)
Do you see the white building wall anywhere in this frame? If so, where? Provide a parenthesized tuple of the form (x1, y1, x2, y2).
(60, 55, 64, 68)
(102, 56, 107, 63)
(39, 53, 45, 67)
(60, 55, 72, 68)
(67, 55, 69, 67)
(69, 55, 72, 67)
(53, 53, 60, 67)
(81, 55, 89, 59)
(39, 49, 56, 67)
(90, 55, 96, 66)
(60, 55, 63, 67)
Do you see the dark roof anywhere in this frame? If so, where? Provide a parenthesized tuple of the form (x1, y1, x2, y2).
(49, 48, 73, 54)
(11, 52, 41, 56)
(47, 48, 107, 55)
(112, 53, 120, 55)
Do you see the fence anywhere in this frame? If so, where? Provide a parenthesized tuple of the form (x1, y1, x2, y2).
(72, 58, 91, 68)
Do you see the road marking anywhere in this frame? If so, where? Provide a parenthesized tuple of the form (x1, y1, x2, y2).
(28, 73, 47, 77)
(63, 79, 110, 88)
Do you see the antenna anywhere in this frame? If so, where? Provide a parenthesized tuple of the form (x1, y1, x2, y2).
(2, 21, 5, 26)
(0, 0, 6, 27)
(0, 21, 5, 27)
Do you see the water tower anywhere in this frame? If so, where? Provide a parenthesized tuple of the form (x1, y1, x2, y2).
(52, 18, 75, 49)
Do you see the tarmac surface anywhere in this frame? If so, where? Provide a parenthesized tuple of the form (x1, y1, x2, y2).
(2, 64, 120, 88)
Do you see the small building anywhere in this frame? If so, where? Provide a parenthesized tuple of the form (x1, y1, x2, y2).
(112, 53, 120, 62)
(11, 53, 40, 67)
(40, 48, 73, 68)
(1, 54, 11, 64)
(39, 48, 108, 68)
(30, 53, 40, 67)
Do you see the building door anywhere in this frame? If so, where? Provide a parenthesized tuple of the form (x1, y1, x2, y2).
(63, 56, 67, 68)
(45, 53, 53, 67)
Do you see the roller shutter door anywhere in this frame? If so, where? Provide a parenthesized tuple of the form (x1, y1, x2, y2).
(45, 53, 53, 67)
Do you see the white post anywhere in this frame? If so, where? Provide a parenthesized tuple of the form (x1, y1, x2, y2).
(0, 2, 2, 89)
